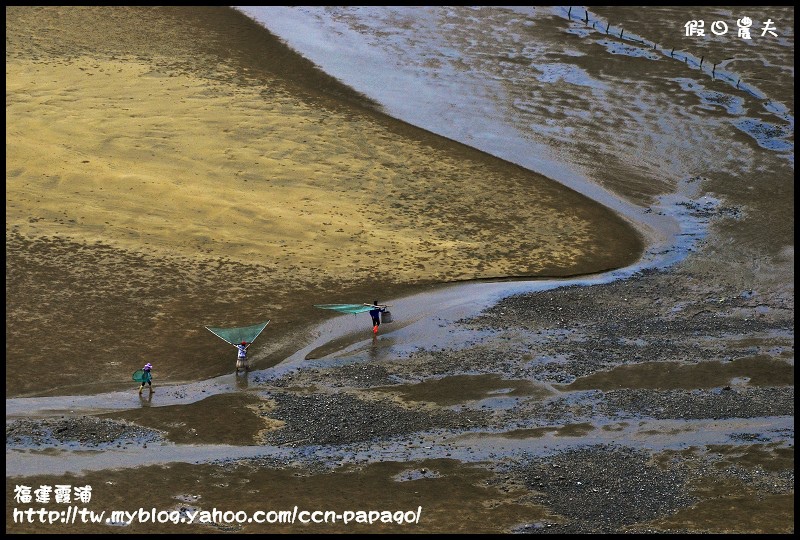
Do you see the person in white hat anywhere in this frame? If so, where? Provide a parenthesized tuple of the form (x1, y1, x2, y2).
(138, 362, 153, 394)
(236, 342, 250, 373)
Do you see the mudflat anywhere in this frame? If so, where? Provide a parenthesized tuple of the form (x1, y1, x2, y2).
(7, 6, 641, 397)
(6, 6, 793, 534)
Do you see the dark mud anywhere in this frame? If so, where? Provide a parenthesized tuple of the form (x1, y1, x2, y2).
(5, 5, 793, 534)
(7, 265, 794, 533)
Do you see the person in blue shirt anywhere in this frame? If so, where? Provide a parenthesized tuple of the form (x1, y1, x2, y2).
(138, 362, 153, 394)
(369, 300, 387, 334)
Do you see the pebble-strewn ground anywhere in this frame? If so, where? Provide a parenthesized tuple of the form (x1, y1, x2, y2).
(5, 5, 793, 534)
(8, 266, 793, 533)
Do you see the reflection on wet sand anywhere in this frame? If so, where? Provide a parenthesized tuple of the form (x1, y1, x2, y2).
(5, 6, 793, 534)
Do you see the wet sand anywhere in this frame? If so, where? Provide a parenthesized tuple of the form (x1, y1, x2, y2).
(7, 6, 642, 397)
(6, 267, 794, 533)
(5, 6, 793, 534)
